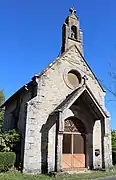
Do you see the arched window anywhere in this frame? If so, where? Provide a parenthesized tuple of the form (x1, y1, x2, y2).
(71, 25, 77, 39)
(64, 118, 85, 133)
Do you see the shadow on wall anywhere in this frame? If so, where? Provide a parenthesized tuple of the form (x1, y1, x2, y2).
(112, 147, 116, 165)
(40, 112, 58, 173)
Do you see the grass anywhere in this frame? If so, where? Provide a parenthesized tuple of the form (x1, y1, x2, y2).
(0, 169, 116, 180)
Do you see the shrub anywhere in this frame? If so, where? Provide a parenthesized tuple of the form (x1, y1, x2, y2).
(0, 129, 20, 152)
(0, 152, 16, 172)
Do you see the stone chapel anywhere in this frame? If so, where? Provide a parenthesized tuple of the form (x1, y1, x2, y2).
(0, 8, 112, 173)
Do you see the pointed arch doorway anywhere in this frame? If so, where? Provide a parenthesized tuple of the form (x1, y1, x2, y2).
(62, 117, 87, 170)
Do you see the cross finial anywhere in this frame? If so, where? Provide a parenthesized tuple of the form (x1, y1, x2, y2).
(83, 75, 88, 85)
(69, 8, 76, 15)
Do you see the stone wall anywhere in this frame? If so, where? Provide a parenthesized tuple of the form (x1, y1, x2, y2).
(4, 100, 17, 130)
(23, 45, 108, 173)
(3, 83, 37, 165)
(93, 120, 102, 169)
(104, 117, 112, 168)
(4, 45, 111, 173)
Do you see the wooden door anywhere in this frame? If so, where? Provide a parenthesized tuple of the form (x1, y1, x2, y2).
(62, 118, 86, 170)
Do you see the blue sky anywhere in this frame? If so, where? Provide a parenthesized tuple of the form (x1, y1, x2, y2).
(0, 0, 116, 128)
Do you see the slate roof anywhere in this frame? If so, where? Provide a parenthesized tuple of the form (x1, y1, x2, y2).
(53, 84, 109, 118)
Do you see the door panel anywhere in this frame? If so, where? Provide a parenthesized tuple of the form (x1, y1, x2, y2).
(62, 154, 72, 169)
(63, 134, 72, 154)
(73, 134, 85, 154)
(62, 133, 86, 169)
(62, 154, 85, 169)
(72, 154, 85, 168)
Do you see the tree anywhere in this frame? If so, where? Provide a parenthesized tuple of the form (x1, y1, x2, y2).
(111, 130, 116, 165)
(0, 90, 5, 132)
(112, 130, 116, 147)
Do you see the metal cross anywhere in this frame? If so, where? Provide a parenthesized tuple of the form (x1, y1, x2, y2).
(83, 75, 88, 85)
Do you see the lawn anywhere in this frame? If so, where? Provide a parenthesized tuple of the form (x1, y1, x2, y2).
(0, 170, 116, 180)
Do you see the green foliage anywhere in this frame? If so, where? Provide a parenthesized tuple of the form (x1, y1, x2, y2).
(0, 90, 5, 105)
(1, 170, 116, 180)
(0, 89, 20, 157)
(0, 129, 20, 152)
(112, 130, 116, 147)
(0, 90, 5, 132)
(111, 130, 116, 164)
(0, 152, 16, 172)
